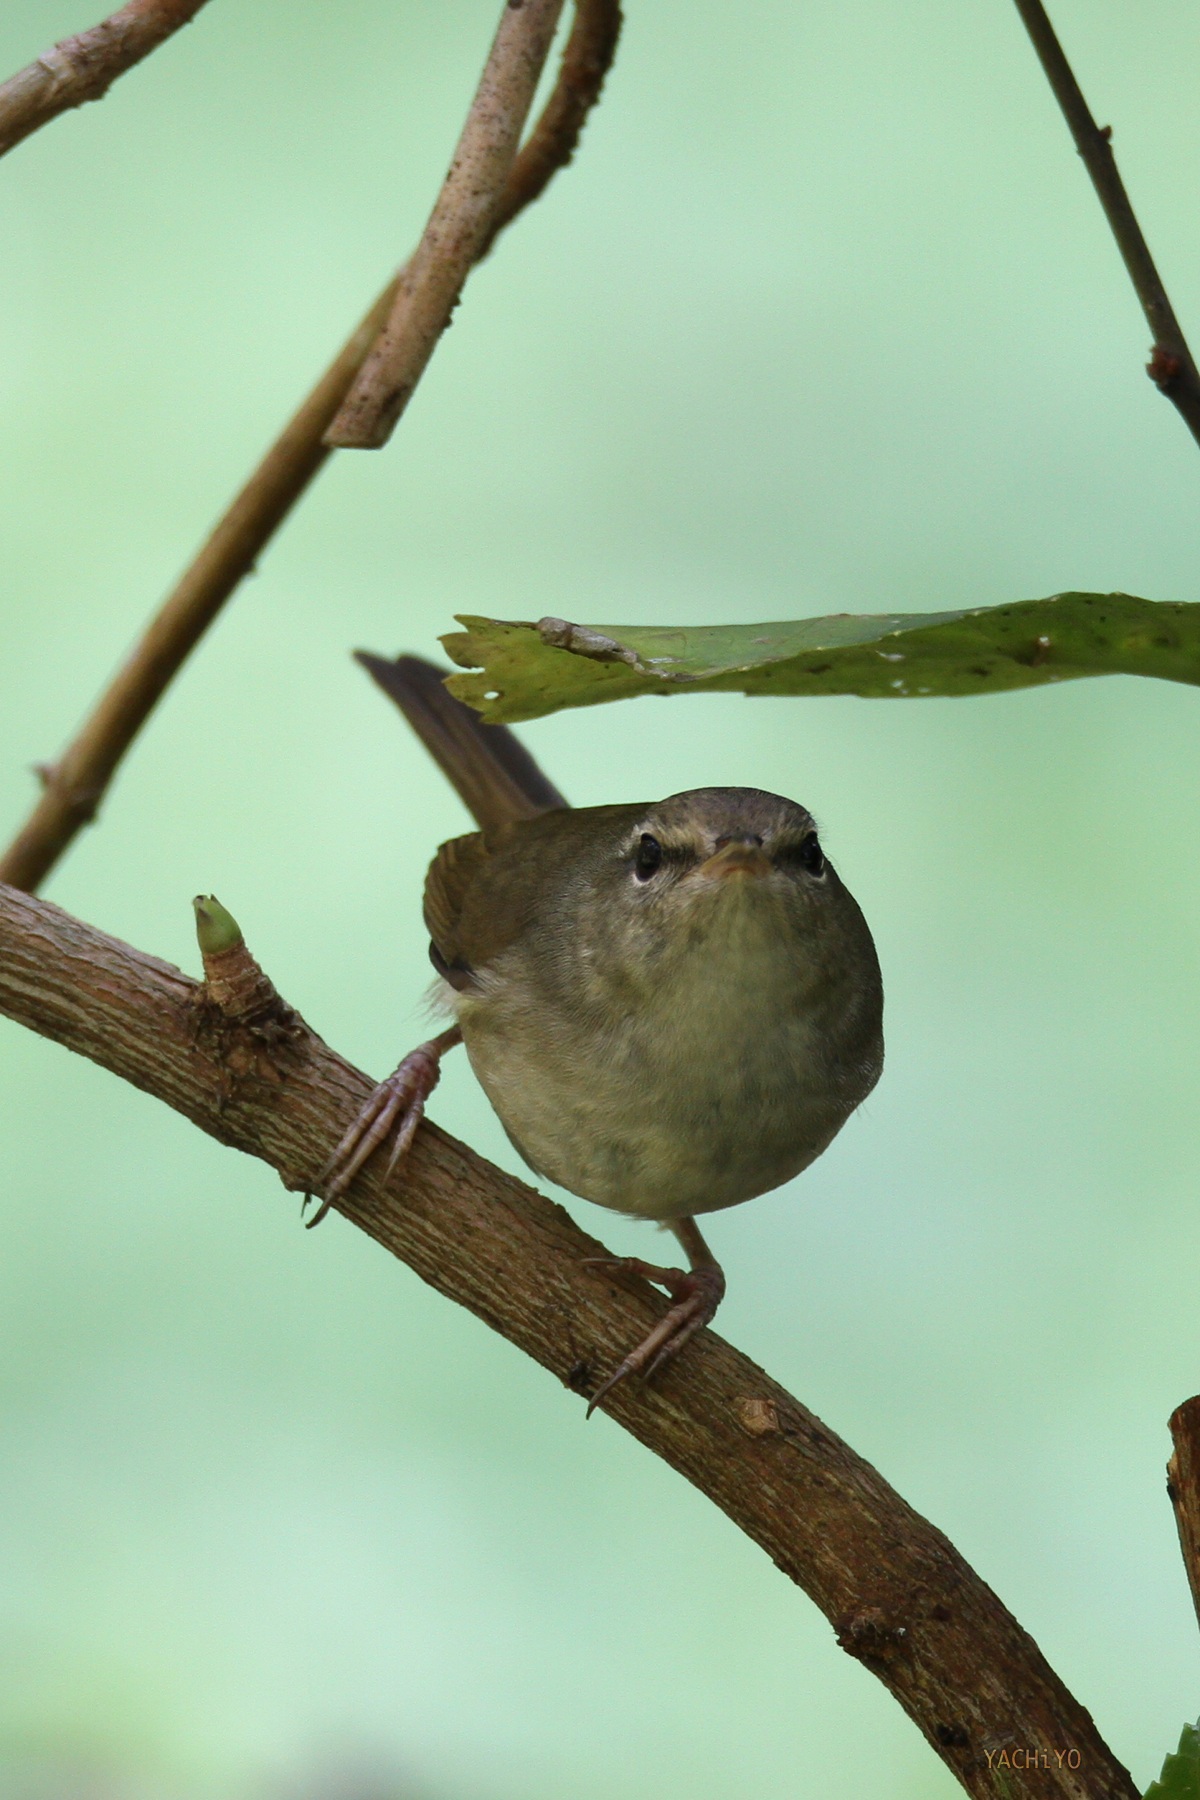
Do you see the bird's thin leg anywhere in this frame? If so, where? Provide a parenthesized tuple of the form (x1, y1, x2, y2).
(584, 1216, 726, 1416)
(304, 1025, 463, 1226)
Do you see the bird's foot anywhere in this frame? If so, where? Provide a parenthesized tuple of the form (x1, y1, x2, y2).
(583, 1253, 726, 1416)
(304, 1026, 462, 1227)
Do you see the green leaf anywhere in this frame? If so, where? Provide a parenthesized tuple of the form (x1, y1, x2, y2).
(440, 594, 1200, 723)
(1145, 1721, 1200, 1799)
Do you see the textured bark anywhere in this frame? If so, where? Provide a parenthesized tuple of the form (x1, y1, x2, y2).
(0, 0, 210, 159)
(326, 0, 566, 448)
(1168, 1397, 1200, 1637)
(0, 881, 1136, 1800)
(481, 0, 622, 256)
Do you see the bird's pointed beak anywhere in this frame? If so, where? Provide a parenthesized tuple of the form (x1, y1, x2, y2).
(698, 839, 772, 879)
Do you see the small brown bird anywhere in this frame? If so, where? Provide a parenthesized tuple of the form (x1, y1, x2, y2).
(312, 654, 884, 1412)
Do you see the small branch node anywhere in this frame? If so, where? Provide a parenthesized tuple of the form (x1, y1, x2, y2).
(1148, 342, 1184, 391)
(0, 1, 214, 162)
(835, 1606, 910, 1662)
(1012, 0, 1200, 453)
(35, 47, 75, 91)
(734, 1395, 781, 1436)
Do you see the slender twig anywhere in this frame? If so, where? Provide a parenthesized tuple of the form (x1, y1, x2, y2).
(481, 0, 621, 255)
(1167, 1397, 1200, 1637)
(0, 278, 396, 894)
(326, 0, 567, 450)
(0, 880, 1138, 1800)
(0, 0, 210, 160)
(0, 0, 622, 895)
(1011, 0, 1200, 450)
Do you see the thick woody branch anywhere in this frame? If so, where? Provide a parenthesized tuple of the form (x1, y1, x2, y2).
(0, 0, 620, 896)
(0, 0, 210, 160)
(325, 0, 566, 449)
(1011, 0, 1200, 451)
(1167, 1397, 1200, 1637)
(0, 879, 1137, 1800)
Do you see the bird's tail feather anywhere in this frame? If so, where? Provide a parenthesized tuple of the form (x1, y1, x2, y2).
(355, 651, 568, 834)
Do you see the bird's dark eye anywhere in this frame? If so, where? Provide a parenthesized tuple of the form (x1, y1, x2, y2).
(634, 834, 663, 880)
(796, 832, 825, 875)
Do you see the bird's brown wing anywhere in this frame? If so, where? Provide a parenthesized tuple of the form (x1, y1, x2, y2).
(423, 830, 490, 988)
(424, 805, 649, 992)
(424, 820, 550, 987)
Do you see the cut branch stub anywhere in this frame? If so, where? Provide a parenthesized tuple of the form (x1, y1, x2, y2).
(192, 894, 298, 1038)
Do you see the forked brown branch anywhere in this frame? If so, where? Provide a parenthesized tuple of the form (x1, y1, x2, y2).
(0, 0, 210, 160)
(0, 879, 1139, 1800)
(482, 0, 622, 254)
(326, 0, 566, 449)
(1011, 0, 1200, 450)
(0, 0, 622, 895)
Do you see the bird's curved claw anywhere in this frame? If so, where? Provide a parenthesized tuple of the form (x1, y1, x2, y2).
(583, 1254, 726, 1417)
(303, 1027, 461, 1226)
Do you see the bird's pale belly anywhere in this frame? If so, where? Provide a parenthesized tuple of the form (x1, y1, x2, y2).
(452, 952, 870, 1221)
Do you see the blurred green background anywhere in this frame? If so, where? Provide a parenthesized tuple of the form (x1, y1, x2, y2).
(2, 1, 1200, 1795)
